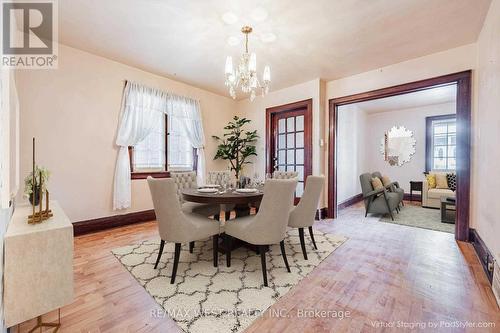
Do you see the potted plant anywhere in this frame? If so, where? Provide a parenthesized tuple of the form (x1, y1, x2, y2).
(24, 165, 50, 205)
(212, 116, 258, 180)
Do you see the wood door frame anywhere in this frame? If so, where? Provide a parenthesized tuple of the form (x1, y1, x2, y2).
(265, 99, 313, 177)
(328, 71, 472, 241)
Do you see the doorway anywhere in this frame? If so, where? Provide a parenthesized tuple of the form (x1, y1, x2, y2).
(328, 71, 471, 241)
(266, 99, 313, 201)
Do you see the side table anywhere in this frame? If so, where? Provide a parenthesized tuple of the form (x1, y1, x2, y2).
(409, 181, 423, 204)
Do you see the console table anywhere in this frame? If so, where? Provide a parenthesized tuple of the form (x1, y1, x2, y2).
(4, 201, 74, 329)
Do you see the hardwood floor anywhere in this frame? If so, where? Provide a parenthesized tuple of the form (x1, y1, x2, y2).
(15, 204, 500, 332)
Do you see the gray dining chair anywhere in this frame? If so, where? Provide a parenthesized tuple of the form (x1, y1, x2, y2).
(207, 170, 235, 221)
(360, 173, 400, 220)
(288, 176, 324, 260)
(147, 177, 221, 284)
(273, 170, 299, 179)
(224, 179, 297, 287)
(171, 171, 221, 252)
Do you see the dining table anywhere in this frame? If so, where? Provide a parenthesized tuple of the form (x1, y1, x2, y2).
(181, 187, 264, 253)
(181, 187, 263, 218)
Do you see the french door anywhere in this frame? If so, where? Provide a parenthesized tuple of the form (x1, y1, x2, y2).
(266, 99, 313, 201)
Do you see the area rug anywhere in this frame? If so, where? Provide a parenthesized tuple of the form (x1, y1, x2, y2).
(112, 229, 347, 333)
(379, 205, 455, 233)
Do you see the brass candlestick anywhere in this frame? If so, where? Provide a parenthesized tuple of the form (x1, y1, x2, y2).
(27, 138, 53, 224)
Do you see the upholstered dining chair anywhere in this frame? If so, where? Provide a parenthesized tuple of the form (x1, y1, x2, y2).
(170, 171, 221, 253)
(372, 171, 404, 208)
(359, 173, 400, 221)
(288, 176, 324, 260)
(273, 170, 299, 179)
(207, 170, 235, 221)
(147, 177, 221, 284)
(224, 179, 297, 287)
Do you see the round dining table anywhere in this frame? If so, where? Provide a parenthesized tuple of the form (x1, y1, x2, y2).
(181, 188, 263, 218)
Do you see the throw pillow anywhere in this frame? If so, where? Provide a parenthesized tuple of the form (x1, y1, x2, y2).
(435, 173, 449, 189)
(426, 174, 436, 188)
(447, 173, 457, 191)
(371, 177, 384, 190)
(381, 176, 391, 187)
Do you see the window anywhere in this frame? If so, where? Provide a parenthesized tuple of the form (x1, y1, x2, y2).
(426, 114, 456, 171)
(129, 113, 195, 179)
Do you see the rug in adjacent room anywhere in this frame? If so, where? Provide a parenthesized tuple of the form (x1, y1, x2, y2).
(112, 228, 347, 333)
(379, 205, 454, 233)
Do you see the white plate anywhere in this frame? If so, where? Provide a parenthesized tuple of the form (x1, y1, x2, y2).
(202, 184, 220, 188)
(197, 188, 218, 193)
(235, 188, 258, 193)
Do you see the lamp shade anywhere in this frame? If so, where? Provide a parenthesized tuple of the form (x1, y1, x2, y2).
(225, 56, 234, 75)
(263, 65, 271, 82)
(249, 53, 257, 72)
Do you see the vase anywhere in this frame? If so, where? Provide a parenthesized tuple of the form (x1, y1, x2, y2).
(29, 186, 41, 206)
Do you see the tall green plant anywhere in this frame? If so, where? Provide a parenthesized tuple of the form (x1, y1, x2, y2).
(212, 116, 258, 179)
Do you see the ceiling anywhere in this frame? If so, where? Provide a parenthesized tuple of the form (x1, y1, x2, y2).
(58, 0, 491, 98)
(353, 84, 457, 114)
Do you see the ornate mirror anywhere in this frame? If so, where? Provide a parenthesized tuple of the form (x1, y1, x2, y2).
(379, 126, 416, 166)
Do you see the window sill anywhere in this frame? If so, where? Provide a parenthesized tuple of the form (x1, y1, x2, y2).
(131, 171, 170, 180)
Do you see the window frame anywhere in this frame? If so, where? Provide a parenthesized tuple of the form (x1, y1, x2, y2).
(425, 114, 456, 172)
(128, 115, 197, 180)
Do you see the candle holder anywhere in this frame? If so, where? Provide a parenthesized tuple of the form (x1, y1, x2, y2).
(27, 138, 53, 224)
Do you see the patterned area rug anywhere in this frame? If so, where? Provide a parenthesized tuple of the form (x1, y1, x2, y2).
(379, 205, 455, 233)
(112, 229, 347, 333)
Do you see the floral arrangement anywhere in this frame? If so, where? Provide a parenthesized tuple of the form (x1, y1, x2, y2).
(24, 165, 50, 198)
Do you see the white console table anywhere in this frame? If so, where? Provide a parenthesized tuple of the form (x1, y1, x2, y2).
(4, 201, 74, 328)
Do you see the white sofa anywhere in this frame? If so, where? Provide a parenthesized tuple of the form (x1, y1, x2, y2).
(422, 171, 455, 208)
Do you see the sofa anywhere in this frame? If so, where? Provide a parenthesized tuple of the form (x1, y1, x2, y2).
(422, 171, 455, 208)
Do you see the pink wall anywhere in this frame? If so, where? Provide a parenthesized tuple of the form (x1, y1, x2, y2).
(15, 44, 237, 222)
(474, 0, 500, 259)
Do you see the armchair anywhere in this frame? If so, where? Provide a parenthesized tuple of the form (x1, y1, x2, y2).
(360, 173, 401, 221)
(372, 171, 404, 207)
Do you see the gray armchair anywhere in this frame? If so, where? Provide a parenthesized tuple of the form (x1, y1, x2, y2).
(372, 171, 404, 208)
(360, 173, 401, 221)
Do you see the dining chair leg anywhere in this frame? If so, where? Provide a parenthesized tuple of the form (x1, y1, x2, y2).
(154, 240, 165, 269)
(259, 245, 268, 287)
(298, 228, 308, 260)
(279, 240, 291, 273)
(189, 241, 195, 253)
(170, 243, 181, 284)
(308, 226, 318, 250)
(225, 234, 232, 267)
(212, 235, 219, 267)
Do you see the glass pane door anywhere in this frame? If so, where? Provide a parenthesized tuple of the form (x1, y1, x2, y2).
(275, 114, 306, 197)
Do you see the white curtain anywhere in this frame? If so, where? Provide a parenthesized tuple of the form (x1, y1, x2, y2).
(113, 82, 167, 209)
(113, 81, 207, 209)
(167, 95, 206, 186)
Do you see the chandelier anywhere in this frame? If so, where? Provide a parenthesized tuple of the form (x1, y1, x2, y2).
(224, 26, 271, 101)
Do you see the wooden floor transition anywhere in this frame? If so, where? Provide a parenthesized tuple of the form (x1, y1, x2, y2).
(14, 203, 500, 332)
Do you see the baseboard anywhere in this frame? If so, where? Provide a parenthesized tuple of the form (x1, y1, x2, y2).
(338, 193, 363, 210)
(403, 193, 422, 202)
(315, 207, 328, 220)
(73, 209, 156, 236)
(469, 228, 494, 283)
